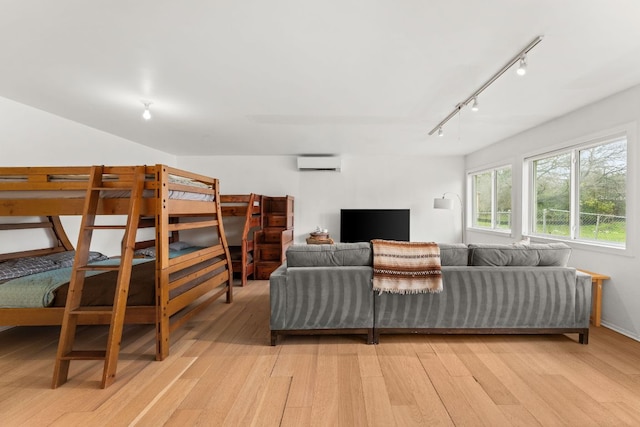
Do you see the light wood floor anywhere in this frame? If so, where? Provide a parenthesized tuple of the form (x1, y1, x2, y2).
(2, 281, 640, 426)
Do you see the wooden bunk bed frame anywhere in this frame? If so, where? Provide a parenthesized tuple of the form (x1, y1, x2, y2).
(220, 193, 262, 286)
(0, 216, 74, 262)
(0, 165, 232, 384)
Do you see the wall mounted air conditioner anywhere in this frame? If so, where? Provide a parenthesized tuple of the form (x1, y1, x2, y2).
(297, 156, 342, 172)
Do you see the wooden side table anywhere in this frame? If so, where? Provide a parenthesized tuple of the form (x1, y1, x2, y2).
(577, 269, 610, 327)
(306, 236, 334, 244)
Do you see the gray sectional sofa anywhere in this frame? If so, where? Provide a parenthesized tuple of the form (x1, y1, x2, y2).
(269, 242, 591, 345)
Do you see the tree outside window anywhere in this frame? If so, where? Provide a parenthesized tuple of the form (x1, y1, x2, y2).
(472, 172, 492, 228)
(533, 153, 571, 237)
(496, 168, 512, 230)
(578, 140, 626, 243)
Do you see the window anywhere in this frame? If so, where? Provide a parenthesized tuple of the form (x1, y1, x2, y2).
(532, 153, 571, 237)
(528, 136, 627, 246)
(469, 166, 512, 231)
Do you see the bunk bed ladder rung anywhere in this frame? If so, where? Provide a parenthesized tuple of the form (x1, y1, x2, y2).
(86, 225, 128, 230)
(61, 350, 107, 360)
(52, 165, 146, 389)
(75, 265, 121, 272)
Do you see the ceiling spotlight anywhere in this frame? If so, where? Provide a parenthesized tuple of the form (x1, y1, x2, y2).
(471, 97, 479, 112)
(142, 101, 152, 120)
(437, 127, 444, 137)
(516, 55, 527, 76)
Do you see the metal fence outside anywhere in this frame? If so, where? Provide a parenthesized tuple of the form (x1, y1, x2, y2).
(476, 208, 626, 242)
(537, 208, 626, 242)
(475, 211, 511, 229)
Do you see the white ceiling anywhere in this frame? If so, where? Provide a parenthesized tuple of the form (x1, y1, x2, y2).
(2, 1, 640, 157)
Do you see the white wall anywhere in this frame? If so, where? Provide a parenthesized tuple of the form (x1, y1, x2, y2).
(178, 155, 465, 244)
(466, 84, 640, 341)
(0, 97, 176, 256)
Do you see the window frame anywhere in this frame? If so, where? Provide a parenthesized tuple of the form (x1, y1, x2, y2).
(467, 164, 512, 234)
(523, 131, 629, 250)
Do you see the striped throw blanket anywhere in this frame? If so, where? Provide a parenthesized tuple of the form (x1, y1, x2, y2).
(372, 240, 443, 294)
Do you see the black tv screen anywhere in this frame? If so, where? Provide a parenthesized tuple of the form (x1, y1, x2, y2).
(340, 209, 410, 243)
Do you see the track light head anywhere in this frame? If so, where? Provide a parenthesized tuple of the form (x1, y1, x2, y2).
(516, 55, 527, 76)
(141, 101, 152, 120)
(437, 127, 444, 137)
(471, 97, 479, 112)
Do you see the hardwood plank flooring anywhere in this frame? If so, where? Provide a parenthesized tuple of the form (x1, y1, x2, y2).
(1, 281, 640, 426)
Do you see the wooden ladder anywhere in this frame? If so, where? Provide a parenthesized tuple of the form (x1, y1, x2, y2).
(52, 165, 146, 389)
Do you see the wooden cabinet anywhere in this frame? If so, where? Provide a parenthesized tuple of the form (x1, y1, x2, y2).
(254, 195, 294, 279)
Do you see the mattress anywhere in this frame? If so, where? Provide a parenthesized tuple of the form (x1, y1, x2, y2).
(0, 174, 214, 201)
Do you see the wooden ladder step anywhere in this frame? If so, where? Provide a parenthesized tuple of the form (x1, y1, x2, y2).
(70, 308, 114, 316)
(75, 265, 121, 272)
(85, 225, 127, 230)
(60, 350, 107, 361)
(91, 186, 138, 191)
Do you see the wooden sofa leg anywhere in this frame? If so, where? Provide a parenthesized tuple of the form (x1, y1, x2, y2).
(372, 330, 380, 345)
(270, 331, 278, 346)
(366, 329, 375, 345)
(579, 330, 589, 345)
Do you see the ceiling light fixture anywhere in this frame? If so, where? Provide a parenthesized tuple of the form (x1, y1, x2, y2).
(516, 54, 527, 76)
(141, 101, 152, 120)
(428, 35, 543, 136)
(471, 97, 479, 112)
(437, 127, 444, 137)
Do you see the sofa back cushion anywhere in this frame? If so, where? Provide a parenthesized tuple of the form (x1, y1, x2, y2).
(438, 243, 469, 266)
(468, 242, 571, 267)
(286, 243, 372, 267)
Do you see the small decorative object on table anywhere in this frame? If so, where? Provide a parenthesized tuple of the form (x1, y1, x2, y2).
(307, 226, 334, 244)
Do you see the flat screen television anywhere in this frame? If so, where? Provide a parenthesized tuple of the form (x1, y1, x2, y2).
(340, 209, 410, 243)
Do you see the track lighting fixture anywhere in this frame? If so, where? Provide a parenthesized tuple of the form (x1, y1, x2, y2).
(428, 35, 543, 136)
(516, 55, 527, 76)
(142, 101, 152, 120)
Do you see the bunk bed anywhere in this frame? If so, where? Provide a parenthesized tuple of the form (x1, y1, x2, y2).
(0, 165, 232, 387)
(220, 194, 262, 286)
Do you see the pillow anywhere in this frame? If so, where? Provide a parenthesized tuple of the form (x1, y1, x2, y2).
(468, 243, 571, 267)
(438, 243, 469, 266)
(135, 246, 156, 257)
(530, 243, 572, 266)
(169, 241, 192, 251)
(135, 242, 192, 258)
(286, 243, 372, 267)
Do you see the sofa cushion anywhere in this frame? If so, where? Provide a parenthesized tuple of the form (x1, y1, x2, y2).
(438, 243, 469, 266)
(468, 242, 571, 267)
(286, 243, 372, 267)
